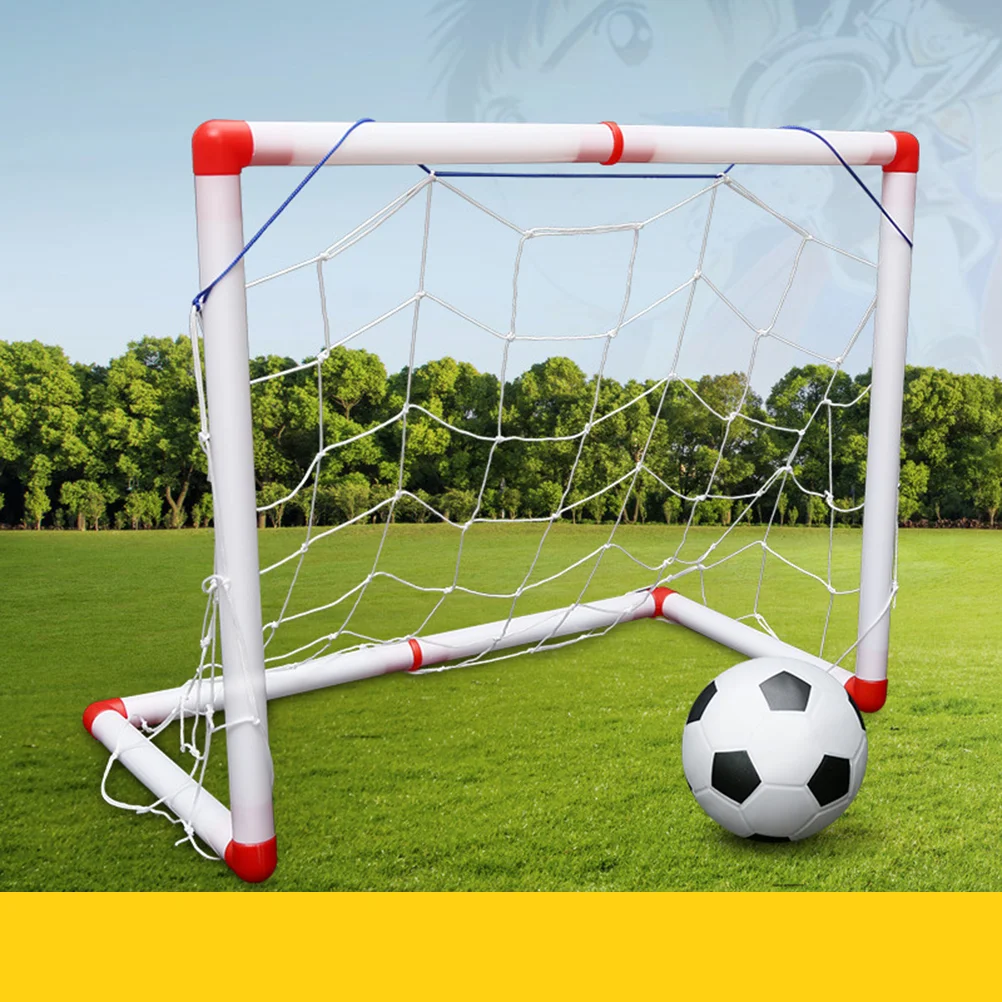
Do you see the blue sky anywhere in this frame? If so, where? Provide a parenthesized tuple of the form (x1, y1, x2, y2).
(4, 0, 1000, 382)
(3, 1, 443, 364)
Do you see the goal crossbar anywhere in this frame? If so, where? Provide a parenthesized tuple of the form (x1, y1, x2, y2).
(84, 119, 917, 882)
(192, 120, 919, 172)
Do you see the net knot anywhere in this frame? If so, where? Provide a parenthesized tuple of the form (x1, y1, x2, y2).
(201, 574, 226, 595)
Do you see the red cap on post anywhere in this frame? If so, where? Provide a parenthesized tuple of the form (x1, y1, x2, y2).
(83, 697, 127, 735)
(883, 131, 919, 174)
(844, 675, 888, 713)
(225, 837, 278, 883)
(192, 120, 254, 176)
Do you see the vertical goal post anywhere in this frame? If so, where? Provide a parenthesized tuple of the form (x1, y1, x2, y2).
(83, 120, 917, 882)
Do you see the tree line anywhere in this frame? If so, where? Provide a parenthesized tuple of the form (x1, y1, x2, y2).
(1, 336, 1001, 531)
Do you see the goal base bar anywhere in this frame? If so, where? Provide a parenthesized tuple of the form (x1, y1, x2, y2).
(83, 586, 868, 880)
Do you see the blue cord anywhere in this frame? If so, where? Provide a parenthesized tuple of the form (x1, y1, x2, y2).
(193, 118, 375, 311)
(780, 125, 913, 248)
(417, 163, 736, 180)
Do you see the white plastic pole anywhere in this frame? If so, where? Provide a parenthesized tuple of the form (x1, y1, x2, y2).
(88, 706, 232, 857)
(855, 169, 916, 707)
(245, 121, 900, 169)
(194, 174, 276, 878)
(658, 590, 850, 682)
(111, 588, 851, 728)
(116, 592, 662, 723)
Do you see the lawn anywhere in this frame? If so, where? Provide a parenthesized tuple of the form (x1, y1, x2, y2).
(1, 524, 999, 891)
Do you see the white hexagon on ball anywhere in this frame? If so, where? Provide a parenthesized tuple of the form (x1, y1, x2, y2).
(681, 657, 868, 842)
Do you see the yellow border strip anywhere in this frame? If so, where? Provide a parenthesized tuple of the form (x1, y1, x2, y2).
(4, 892, 998, 999)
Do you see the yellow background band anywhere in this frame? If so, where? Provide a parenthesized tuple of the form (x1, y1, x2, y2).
(4, 892, 998, 998)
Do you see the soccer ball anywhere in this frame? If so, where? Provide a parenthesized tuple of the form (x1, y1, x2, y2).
(681, 657, 868, 841)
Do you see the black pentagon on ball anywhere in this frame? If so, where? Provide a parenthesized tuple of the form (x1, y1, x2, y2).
(748, 833, 792, 843)
(759, 670, 811, 712)
(711, 750, 761, 804)
(686, 680, 717, 724)
(846, 690, 866, 730)
(808, 754, 852, 806)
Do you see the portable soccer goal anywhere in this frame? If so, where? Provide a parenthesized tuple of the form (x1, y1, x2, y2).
(83, 120, 917, 882)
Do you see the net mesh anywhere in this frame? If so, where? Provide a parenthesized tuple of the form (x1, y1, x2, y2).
(104, 162, 894, 854)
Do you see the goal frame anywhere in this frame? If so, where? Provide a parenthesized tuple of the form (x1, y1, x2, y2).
(83, 120, 918, 882)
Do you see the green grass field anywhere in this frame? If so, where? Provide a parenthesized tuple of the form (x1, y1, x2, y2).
(1, 524, 1000, 891)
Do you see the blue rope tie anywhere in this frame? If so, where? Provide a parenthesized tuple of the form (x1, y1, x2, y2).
(780, 125, 913, 248)
(193, 118, 375, 311)
(417, 163, 736, 180)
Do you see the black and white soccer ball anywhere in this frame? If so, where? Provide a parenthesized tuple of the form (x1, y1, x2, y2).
(682, 657, 868, 841)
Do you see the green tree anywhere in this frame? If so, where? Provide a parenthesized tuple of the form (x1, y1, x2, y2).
(525, 480, 563, 519)
(971, 438, 1002, 527)
(767, 365, 865, 511)
(805, 494, 828, 527)
(330, 473, 372, 523)
(384, 356, 498, 498)
(60, 479, 106, 531)
(393, 488, 434, 523)
(88, 336, 204, 529)
(23, 455, 53, 529)
(322, 347, 387, 421)
(898, 459, 930, 522)
(0, 341, 89, 523)
(776, 491, 788, 526)
(438, 486, 477, 523)
(124, 489, 163, 529)
(662, 495, 682, 525)
(250, 355, 319, 500)
(191, 493, 213, 529)
(503, 357, 591, 516)
(257, 483, 291, 528)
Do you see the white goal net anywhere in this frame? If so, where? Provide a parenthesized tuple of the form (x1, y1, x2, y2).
(218, 164, 881, 676)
